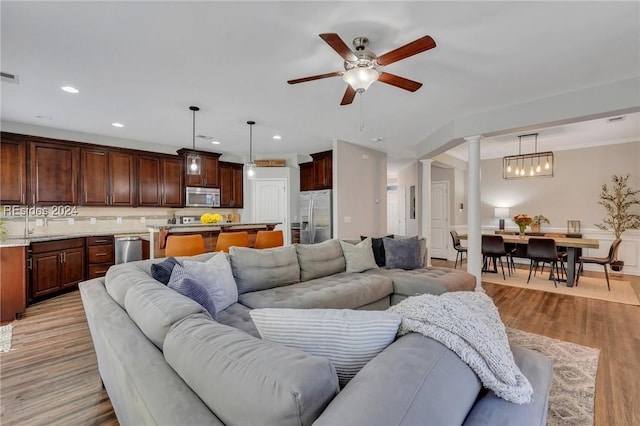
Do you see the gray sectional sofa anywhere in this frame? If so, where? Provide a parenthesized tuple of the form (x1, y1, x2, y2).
(79, 239, 553, 426)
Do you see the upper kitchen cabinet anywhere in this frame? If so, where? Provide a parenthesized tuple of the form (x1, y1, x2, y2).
(137, 154, 184, 207)
(299, 162, 314, 192)
(311, 150, 332, 189)
(0, 133, 27, 204)
(80, 148, 135, 206)
(219, 161, 244, 208)
(29, 140, 79, 205)
(177, 149, 221, 188)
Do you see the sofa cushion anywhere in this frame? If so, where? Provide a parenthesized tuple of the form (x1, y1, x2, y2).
(215, 302, 260, 338)
(313, 333, 482, 426)
(361, 234, 394, 266)
(150, 256, 181, 285)
(250, 308, 401, 387)
(239, 272, 393, 310)
(164, 314, 339, 426)
(123, 279, 209, 349)
(383, 236, 422, 269)
(367, 266, 477, 300)
(183, 252, 238, 311)
(296, 240, 346, 281)
(229, 245, 300, 294)
(463, 345, 553, 426)
(339, 238, 378, 273)
(168, 265, 221, 320)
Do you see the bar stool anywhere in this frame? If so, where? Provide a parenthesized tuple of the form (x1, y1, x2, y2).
(215, 231, 250, 253)
(164, 234, 206, 257)
(254, 230, 284, 249)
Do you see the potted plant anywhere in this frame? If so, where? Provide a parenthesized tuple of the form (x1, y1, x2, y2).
(595, 174, 640, 271)
(530, 215, 550, 233)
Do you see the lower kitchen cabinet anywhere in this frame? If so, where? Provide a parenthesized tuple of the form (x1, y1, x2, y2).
(86, 236, 114, 279)
(0, 246, 27, 322)
(30, 238, 86, 301)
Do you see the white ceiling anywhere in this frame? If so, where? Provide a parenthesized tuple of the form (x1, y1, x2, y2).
(1, 1, 639, 173)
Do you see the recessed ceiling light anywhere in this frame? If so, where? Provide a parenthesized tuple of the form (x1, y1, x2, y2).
(112, 122, 124, 128)
(211, 141, 221, 145)
(35, 115, 52, 120)
(61, 86, 79, 94)
(273, 135, 282, 140)
(371, 137, 385, 142)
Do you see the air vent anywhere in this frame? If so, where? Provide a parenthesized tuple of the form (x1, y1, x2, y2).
(1, 71, 19, 84)
(607, 116, 625, 123)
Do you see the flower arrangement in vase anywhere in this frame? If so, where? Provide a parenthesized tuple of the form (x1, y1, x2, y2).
(513, 214, 532, 237)
(200, 213, 224, 224)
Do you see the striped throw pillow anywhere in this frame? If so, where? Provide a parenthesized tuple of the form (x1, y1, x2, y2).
(250, 308, 401, 388)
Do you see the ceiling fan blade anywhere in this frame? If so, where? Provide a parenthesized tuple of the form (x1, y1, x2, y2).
(378, 72, 423, 92)
(319, 33, 357, 62)
(376, 35, 436, 66)
(340, 85, 356, 105)
(287, 72, 342, 85)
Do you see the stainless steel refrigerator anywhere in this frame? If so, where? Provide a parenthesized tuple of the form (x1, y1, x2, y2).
(300, 189, 332, 244)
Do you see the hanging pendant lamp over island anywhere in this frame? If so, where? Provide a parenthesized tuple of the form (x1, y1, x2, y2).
(186, 106, 201, 176)
(246, 120, 256, 179)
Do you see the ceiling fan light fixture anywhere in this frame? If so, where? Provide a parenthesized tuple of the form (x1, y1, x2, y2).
(342, 67, 379, 92)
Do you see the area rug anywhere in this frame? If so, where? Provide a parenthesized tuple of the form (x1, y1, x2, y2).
(0, 323, 13, 353)
(507, 327, 599, 426)
(483, 269, 640, 305)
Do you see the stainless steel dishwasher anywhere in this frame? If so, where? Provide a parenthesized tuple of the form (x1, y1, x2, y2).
(115, 236, 143, 264)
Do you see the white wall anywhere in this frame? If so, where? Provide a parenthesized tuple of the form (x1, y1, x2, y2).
(333, 140, 387, 239)
(397, 162, 419, 237)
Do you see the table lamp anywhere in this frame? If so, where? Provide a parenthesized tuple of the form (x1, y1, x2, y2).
(494, 207, 510, 230)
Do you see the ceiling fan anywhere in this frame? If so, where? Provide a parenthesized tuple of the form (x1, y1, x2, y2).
(287, 33, 436, 105)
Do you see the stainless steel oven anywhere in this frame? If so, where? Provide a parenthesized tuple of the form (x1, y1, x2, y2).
(185, 187, 220, 207)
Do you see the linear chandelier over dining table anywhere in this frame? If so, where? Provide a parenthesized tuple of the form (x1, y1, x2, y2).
(502, 133, 554, 179)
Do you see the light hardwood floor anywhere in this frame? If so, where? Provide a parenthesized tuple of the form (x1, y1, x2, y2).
(1, 266, 639, 425)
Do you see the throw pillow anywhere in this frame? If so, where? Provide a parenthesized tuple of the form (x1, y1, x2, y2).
(168, 265, 219, 320)
(183, 252, 238, 312)
(151, 257, 182, 285)
(383, 236, 422, 270)
(361, 234, 393, 266)
(339, 238, 378, 273)
(250, 308, 401, 388)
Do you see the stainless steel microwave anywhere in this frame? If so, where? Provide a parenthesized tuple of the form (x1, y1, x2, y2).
(185, 187, 220, 207)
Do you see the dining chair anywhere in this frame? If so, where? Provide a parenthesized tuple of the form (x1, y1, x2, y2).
(449, 231, 467, 269)
(576, 238, 622, 291)
(164, 234, 206, 257)
(253, 230, 284, 249)
(542, 233, 568, 273)
(215, 231, 250, 253)
(526, 238, 566, 287)
(481, 235, 512, 279)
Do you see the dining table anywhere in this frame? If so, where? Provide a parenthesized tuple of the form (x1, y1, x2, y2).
(460, 234, 599, 286)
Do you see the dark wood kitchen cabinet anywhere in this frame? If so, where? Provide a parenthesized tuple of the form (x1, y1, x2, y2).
(29, 141, 79, 205)
(137, 155, 184, 207)
(86, 236, 114, 279)
(219, 161, 244, 208)
(1, 246, 27, 322)
(30, 238, 85, 301)
(299, 162, 314, 191)
(81, 148, 135, 206)
(312, 150, 332, 189)
(177, 149, 221, 188)
(0, 135, 27, 204)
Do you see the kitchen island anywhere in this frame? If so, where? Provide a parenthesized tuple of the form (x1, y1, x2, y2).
(147, 222, 280, 259)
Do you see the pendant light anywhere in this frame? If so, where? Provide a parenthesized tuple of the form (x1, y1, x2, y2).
(502, 133, 554, 179)
(186, 106, 201, 175)
(246, 120, 256, 178)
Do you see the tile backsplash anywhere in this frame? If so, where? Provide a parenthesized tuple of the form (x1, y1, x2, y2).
(0, 206, 243, 238)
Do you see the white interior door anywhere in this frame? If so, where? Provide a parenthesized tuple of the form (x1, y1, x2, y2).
(387, 190, 404, 235)
(430, 181, 449, 259)
(252, 178, 287, 242)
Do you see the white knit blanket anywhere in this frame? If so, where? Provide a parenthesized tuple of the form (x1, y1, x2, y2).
(387, 292, 533, 404)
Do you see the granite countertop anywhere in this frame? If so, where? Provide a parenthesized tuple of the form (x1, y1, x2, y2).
(0, 231, 149, 247)
(147, 222, 281, 232)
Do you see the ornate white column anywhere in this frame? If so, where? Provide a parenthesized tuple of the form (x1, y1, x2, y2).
(420, 159, 433, 267)
(465, 135, 483, 290)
